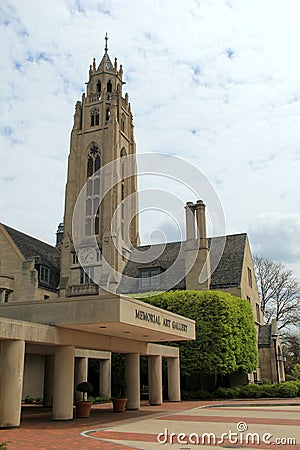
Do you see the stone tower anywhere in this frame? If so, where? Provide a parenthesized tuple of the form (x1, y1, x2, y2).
(60, 35, 139, 296)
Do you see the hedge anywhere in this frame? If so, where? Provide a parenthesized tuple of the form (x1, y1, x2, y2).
(182, 381, 300, 400)
(145, 290, 258, 376)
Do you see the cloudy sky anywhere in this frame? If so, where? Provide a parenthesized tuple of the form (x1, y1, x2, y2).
(1, 0, 300, 279)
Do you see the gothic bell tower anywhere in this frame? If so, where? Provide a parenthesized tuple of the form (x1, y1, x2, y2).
(60, 35, 139, 296)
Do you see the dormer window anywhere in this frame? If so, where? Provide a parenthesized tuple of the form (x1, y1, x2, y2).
(138, 267, 161, 289)
(40, 266, 50, 284)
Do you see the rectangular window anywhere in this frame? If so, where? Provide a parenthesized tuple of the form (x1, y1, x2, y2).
(139, 268, 161, 289)
(4, 290, 10, 303)
(256, 303, 261, 322)
(80, 267, 94, 285)
(247, 267, 253, 288)
(40, 266, 50, 284)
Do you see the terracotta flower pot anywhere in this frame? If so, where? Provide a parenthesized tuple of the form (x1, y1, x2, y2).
(75, 401, 93, 418)
(112, 397, 127, 412)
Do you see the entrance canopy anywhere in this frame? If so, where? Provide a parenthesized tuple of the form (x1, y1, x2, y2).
(0, 294, 195, 345)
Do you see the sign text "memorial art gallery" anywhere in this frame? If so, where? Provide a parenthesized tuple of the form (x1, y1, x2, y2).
(135, 309, 188, 332)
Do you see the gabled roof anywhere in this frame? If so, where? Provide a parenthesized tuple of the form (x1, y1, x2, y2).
(118, 233, 247, 294)
(1, 224, 60, 291)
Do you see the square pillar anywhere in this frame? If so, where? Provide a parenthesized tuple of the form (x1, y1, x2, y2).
(148, 355, 162, 405)
(44, 355, 55, 407)
(167, 357, 181, 401)
(0, 340, 25, 428)
(52, 346, 75, 421)
(99, 359, 111, 398)
(125, 353, 140, 410)
(74, 357, 88, 401)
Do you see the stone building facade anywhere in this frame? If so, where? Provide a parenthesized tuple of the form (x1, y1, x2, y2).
(0, 38, 285, 421)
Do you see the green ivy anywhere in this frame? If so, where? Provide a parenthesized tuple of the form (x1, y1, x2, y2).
(144, 290, 258, 376)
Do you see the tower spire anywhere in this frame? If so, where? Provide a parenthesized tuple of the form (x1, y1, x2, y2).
(104, 32, 108, 54)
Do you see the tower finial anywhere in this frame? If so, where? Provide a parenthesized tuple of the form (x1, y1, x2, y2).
(104, 32, 108, 53)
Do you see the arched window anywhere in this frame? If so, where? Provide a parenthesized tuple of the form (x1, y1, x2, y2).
(121, 114, 125, 132)
(97, 80, 101, 93)
(86, 145, 101, 236)
(90, 108, 99, 127)
(107, 80, 112, 93)
(106, 108, 110, 121)
(120, 149, 126, 239)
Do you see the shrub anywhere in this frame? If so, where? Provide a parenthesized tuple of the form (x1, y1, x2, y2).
(76, 382, 93, 401)
(237, 384, 261, 398)
(182, 390, 213, 400)
(259, 384, 275, 398)
(276, 381, 299, 398)
(94, 396, 111, 403)
(213, 386, 241, 399)
(0, 443, 9, 450)
(293, 380, 300, 396)
(210, 381, 300, 399)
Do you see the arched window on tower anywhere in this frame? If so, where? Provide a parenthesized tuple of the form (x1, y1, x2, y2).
(107, 80, 112, 93)
(97, 80, 101, 93)
(121, 114, 125, 133)
(86, 145, 101, 236)
(120, 149, 126, 240)
(106, 108, 110, 122)
(90, 108, 100, 127)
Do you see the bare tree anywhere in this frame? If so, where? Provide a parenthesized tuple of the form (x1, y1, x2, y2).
(253, 256, 300, 334)
(281, 333, 300, 377)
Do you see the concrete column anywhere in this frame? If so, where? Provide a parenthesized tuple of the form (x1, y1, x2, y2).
(125, 353, 140, 410)
(185, 202, 196, 241)
(99, 359, 111, 398)
(44, 355, 55, 407)
(148, 355, 162, 405)
(52, 346, 75, 421)
(167, 357, 181, 401)
(74, 357, 88, 401)
(0, 340, 25, 428)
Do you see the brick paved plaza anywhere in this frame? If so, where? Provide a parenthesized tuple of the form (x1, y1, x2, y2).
(1, 399, 300, 449)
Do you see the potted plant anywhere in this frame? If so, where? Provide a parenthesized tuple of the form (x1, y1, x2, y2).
(75, 382, 93, 418)
(111, 380, 127, 412)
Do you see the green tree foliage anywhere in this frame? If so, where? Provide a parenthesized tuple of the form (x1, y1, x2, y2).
(145, 290, 257, 376)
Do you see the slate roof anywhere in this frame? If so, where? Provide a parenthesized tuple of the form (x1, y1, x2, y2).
(209, 233, 247, 289)
(117, 241, 185, 294)
(118, 233, 247, 294)
(2, 224, 60, 292)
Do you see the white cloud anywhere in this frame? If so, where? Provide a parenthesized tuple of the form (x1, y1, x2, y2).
(1, 0, 300, 279)
(249, 213, 300, 269)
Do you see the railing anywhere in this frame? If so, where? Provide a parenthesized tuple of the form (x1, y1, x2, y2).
(68, 284, 99, 297)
